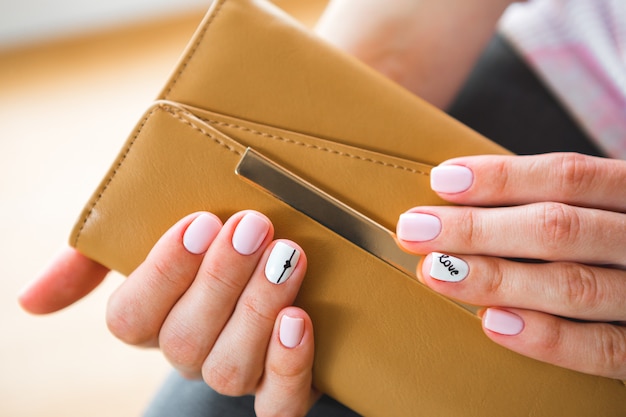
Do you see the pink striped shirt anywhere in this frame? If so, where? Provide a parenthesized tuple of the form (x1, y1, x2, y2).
(500, 0, 626, 159)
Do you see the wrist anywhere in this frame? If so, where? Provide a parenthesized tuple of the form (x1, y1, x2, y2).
(316, 0, 520, 108)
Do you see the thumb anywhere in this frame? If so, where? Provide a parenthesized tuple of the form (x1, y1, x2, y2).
(18, 246, 109, 314)
(255, 307, 320, 417)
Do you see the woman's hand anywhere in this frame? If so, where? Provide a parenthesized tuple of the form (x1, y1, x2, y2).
(397, 153, 626, 379)
(108, 210, 318, 416)
(20, 210, 319, 417)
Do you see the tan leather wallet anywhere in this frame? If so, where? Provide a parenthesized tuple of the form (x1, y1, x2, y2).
(69, 0, 626, 415)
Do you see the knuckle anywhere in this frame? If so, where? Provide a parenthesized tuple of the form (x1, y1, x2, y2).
(265, 360, 309, 384)
(203, 359, 254, 397)
(491, 159, 512, 198)
(553, 153, 594, 199)
(560, 264, 601, 315)
(482, 258, 506, 298)
(534, 318, 565, 357)
(536, 202, 581, 257)
(159, 323, 206, 372)
(596, 326, 626, 377)
(199, 263, 242, 298)
(458, 209, 480, 247)
(241, 294, 276, 327)
(255, 370, 311, 417)
(106, 310, 133, 342)
(150, 257, 184, 290)
(106, 302, 154, 346)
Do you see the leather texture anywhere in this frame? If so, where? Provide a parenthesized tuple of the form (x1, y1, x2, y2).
(70, 0, 626, 415)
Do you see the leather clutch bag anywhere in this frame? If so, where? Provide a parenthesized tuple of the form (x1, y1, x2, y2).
(69, 0, 626, 415)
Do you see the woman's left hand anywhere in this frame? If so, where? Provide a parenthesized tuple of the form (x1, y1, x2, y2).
(396, 152, 626, 379)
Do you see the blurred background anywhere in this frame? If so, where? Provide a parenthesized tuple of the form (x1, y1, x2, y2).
(0, 1, 324, 416)
(0, 0, 207, 50)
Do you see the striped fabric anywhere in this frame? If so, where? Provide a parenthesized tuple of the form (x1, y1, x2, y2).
(499, 0, 626, 159)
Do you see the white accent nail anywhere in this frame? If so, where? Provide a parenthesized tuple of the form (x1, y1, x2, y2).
(265, 242, 300, 284)
(430, 252, 469, 282)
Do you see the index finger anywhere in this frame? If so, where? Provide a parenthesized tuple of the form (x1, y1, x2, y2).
(431, 153, 626, 212)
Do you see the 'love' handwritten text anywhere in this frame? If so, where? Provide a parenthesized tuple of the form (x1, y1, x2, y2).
(437, 254, 459, 276)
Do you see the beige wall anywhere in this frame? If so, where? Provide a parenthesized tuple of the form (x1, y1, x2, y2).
(0, 0, 207, 49)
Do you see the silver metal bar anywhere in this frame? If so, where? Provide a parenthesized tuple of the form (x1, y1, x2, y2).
(235, 147, 420, 278)
(236, 148, 479, 315)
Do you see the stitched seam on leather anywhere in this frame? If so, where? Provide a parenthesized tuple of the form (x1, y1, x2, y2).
(73, 107, 159, 247)
(161, 0, 227, 99)
(156, 0, 428, 176)
(163, 106, 242, 156)
(202, 119, 430, 176)
(73, 105, 242, 248)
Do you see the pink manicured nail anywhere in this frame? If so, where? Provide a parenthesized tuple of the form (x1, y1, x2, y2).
(483, 308, 524, 336)
(279, 315, 304, 349)
(183, 213, 222, 255)
(232, 213, 270, 255)
(430, 165, 473, 194)
(397, 213, 442, 242)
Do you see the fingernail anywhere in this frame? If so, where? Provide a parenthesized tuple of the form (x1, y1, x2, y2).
(429, 252, 469, 282)
(483, 308, 524, 336)
(397, 213, 441, 242)
(430, 165, 473, 194)
(279, 315, 304, 349)
(183, 213, 222, 254)
(265, 242, 300, 284)
(232, 213, 270, 255)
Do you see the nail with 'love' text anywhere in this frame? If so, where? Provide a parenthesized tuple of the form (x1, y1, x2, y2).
(429, 252, 469, 282)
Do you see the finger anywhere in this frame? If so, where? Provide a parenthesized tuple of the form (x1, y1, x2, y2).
(396, 203, 626, 267)
(479, 307, 626, 380)
(429, 153, 626, 212)
(201, 239, 307, 395)
(255, 307, 320, 417)
(158, 211, 274, 378)
(420, 253, 626, 322)
(106, 212, 222, 347)
(19, 247, 109, 314)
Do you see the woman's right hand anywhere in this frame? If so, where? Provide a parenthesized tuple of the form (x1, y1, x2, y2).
(20, 210, 319, 417)
(106, 210, 319, 416)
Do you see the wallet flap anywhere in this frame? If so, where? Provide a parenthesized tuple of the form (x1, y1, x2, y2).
(158, 0, 510, 165)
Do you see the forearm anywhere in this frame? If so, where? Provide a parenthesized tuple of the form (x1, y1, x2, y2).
(315, 0, 518, 109)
